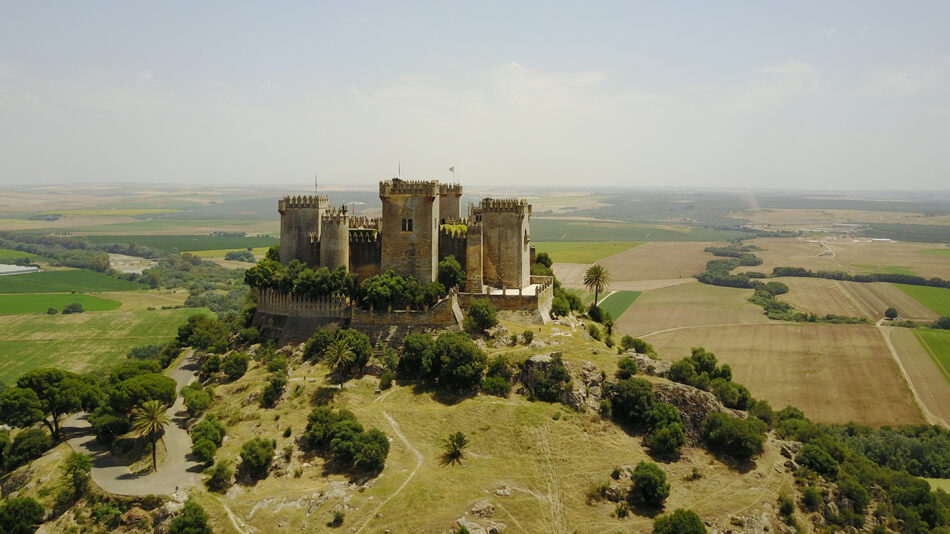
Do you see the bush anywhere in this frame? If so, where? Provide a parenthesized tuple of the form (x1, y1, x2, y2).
(303, 407, 390, 473)
(644, 403, 686, 457)
(260, 370, 288, 408)
(798, 444, 839, 478)
(168, 498, 212, 534)
(46, 307, 57, 315)
(885, 307, 898, 319)
(465, 298, 498, 332)
(802, 486, 822, 510)
(522, 330, 534, 344)
(703, 412, 767, 462)
(523, 353, 571, 402)
(588, 305, 604, 323)
(481, 376, 511, 397)
(778, 493, 795, 516)
(933, 316, 950, 330)
(191, 438, 216, 465)
(303, 328, 336, 361)
(199, 354, 221, 379)
(182, 384, 212, 416)
(192, 415, 225, 447)
(550, 296, 570, 317)
(5, 429, 52, 470)
(267, 355, 288, 373)
(398, 332, 437, 379)
(588, 323, 603, 341)
(0, 497, 45, 534)
(438, 255, 465, 289)
(436, 332, 487, 391)
(609, 378, 655, 426)
(225, 250, 256, 262)
(222, 352, 250, 380)
(379, 370, 394, 390)
(616, 357, 638, 378)
(630, 461, 670, 509)
(240, 438, 275, 479)
(652, 509, 706, 534)
(62, 302, 84, 314)
(205, 458, 234, 491)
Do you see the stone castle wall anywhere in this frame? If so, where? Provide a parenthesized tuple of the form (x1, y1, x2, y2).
(279, 195, 327, 264)
(349, 229, 381, 281)
(319, 207, 350, 270)
(379, 180, 440, 283)
(480, 199, 531, 289)
(438, 226, 468, 280)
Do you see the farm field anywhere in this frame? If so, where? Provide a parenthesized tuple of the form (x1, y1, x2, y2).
(775, 278, 938, 321)
(83, 234, 278, 252)
(0, 269, 142, 293)
(886, 327, 950, 427)
(598, 241, 716, 282)
(190, 246, 271, 258)
(739, 238, 950, 280)
(530, 218, 747, 242)
(915, 329, 950, 379)
(38, 208, 183, 216)
(732, 208, 950, 228)
(0, 248, 41, 262)
(646, 323, 924, 427)
(927, 479, 950, 493)
(533, 241, 641, 264)
(0, 306, 204, 386)
(896, 284, 950, 316)
(0, 293, 120, 314)
(923, 248, 950, 257)
(597, 290, 641, 319)
(613, 281, 770, 337)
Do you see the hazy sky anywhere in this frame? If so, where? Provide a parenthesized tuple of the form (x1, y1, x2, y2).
(1, 2, 948, 190)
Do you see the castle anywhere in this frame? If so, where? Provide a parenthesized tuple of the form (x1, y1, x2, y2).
(256, 178, 553, 341)
(277, 178, 535, 292)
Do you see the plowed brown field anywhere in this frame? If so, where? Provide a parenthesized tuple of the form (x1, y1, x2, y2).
(598, 241, 716, 281)
(645, 323, 924, 426)
(776, 278, 938, 321)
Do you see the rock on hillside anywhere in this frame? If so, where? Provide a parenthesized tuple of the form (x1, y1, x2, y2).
(519, 353, 605, 412)
(626, 352, 671, 377)
(652, 381, 746, 440)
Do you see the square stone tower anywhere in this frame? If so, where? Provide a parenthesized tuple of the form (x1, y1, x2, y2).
(379, 179, 440, 283)
(438, 183, 463, 223)
(480, 198, 531, 289)
(278, 195, 328, 265)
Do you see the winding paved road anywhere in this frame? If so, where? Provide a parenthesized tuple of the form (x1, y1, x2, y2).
(62, 350, 203, 496)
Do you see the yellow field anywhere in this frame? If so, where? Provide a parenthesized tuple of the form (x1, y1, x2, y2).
(886, 327, 950, 427)
(613, 281, 770, 337)
(38, 208, 183, 216)
(646, 324, 924, 427)
(733, 208, 950, 228)
(190, 246, 270, 258)
(776, 278, 938, 321)
(739, 238, 950, 280)
(552, 241, 716, 284)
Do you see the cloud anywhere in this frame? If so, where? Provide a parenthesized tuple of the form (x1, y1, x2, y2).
(858, 57, 950, 97)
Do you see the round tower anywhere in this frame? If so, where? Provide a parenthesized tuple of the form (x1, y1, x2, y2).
(319, 206, 350, 270)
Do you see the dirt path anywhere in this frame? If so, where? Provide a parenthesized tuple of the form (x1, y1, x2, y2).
(62, 350, 204, 496)
(877, 321, 950, 427)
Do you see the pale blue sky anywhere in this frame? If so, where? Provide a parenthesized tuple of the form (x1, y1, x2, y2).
(1, 1, 948, 189)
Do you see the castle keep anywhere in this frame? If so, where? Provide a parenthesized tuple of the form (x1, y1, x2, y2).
(278, 178, 533, 292)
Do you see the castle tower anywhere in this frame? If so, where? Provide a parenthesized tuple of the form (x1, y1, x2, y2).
(278, 195, 327, 265)
(438, 183, 463, 223)
(319, 206, 350, 270)
(480, 198, 531, 289)
(379, 179, 440, 283)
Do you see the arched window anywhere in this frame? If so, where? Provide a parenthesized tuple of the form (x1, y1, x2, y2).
(407, 218, 414, 231)
(401, 219, 407, 231)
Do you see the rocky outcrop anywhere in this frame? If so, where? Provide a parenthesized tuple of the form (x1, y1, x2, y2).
(560, 360, 604, 412)
(625, 352, 671, 377)
(651, 381, 745, 439)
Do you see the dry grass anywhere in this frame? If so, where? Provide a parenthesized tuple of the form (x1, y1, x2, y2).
(775, 278, 938, 321)
(646, 323, 924, 427)
(613, 282, 770, 337)
(598, 242, 717, 282)
(887, 327, 950, 427)
(733, 208, 950, 228)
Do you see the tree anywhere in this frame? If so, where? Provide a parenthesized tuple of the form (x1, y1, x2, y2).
(303, 328, 336, 361)
(205, 458, 234, 491)
(465, 298, 498, 332)
(535, 252, 553, 268)
(399, 332, 437, 379)
(885, 307, 898, 320)
(131, 400, 170, 472)
(62, 302, 84, 314)
(192, 415, 225, 447)
(182, 384, 211, 416)
(617, 357, 638, 379)
(167, 499, 212, 534)
(192, 439, 216, 465)
(5, 429, 52, 470)
(438, 255, 465, 290)
(61, 452, 92, 497)
(934, 316, 950, 330)
(0, 497, 45, 534)
(324, 339, 355, 388)
(13, 368, 96, 439)
(798, 444, 839, 478)
(108, 373, 176, 414)
(550, 296, 570, 317)
(222, 352, 250, 380)
(703, 412, 767, 462)
(609, 378, 655, 426)
(240, 437, 275, 479)
(436, 332, 487, 391)
(583, 264, 610, 306)
(441, 431, 468, 465)
(652, 509, 706, 534)
(630, 461, 670, 509)
(0, 387, 45, 430)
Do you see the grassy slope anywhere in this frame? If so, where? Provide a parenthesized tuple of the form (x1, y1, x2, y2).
(0, 293, 121, 314)
(0, 248, 41, 262)
(598, 290, 641, 319)
(0, 270, 142, 293)
(914, 329, 950, 380)
(533, 241, 641, 264)
(895, 284, 950, 316)
(926, 478, 950, 492)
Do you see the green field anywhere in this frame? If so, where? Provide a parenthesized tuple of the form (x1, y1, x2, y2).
(598, 290, 642, 319)
(915, 329, 950, 380)
(0, 293, 121, 315)
(533, 241, 641, 264)
(922, 249, 950, 257)
(926, 478, 950, 493)
(0, 270, 142, 293)
(38, 208, 183, 216)
(83, 234, 278, 252)
(853, 264, 918, 276)
(0, 248, 41, 262)
(896, 284, 950, 316)
(191, 246, 271, 258)
(530, 219, 748, 242)
(0, 307, 206, 386)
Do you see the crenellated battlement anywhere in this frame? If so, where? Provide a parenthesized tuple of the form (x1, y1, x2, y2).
(278, 195, 328, 213)
(349, 229, 379, 243)
(479, 198, 531, 216)
(379, 178, 440, 197)
(321, 205, 349, 222)
(439, 183, 463, 196)
(349, 216, 380, 230)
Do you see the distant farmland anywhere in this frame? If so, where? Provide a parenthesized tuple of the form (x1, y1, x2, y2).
(83, 234, 278, 253)
(533, 241, 640, 264)
(598, 290, 641, 319)
(0, 293, 120, 314)
(896, 284, 950, 316)
(0, 270, 141, 293)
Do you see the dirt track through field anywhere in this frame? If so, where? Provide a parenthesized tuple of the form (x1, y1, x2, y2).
(883, 325, 950, 427)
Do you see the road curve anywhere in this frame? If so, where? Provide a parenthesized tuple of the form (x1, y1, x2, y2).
(62, 350, 204, 496)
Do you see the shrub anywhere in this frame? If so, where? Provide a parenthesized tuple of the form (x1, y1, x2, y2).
(933, 316, 950, 330)
(802, 486, 822, 510)
(240, 438, 275, 479)
(609, 378, 655, 426)
(5, 429, 52, 470)
(798, 444, 839, 478)
(182, 384, 212, 416)
(644, 403, 686, 457)
(588, 305, 604, 323)
(438, 255, 465, 289)
(703, 412, 767, 462)
(588, 323, 603, 341)
(523, 353, 571, 402)
(652, 509, 706, 534)
(191, 438, 216, 465)
(522, 330, 534, 344)
(328, 510, 345, 527)
(616, 357, 638, 379)
(778, 493, 795, 516)
(630, 461, 670, 509)
(260, 370, 288, 408)
(61, 452, 92, 497)
(191, 415, 225, 447)
(885, 307, 898, 319)
(0, 497, 45, 534)
(62, 302, 84, 314)
(465, 298, 498, 332)
(550, 296, 570, 317)
(436, 332, 488, 391)
(379, 369, 394, 390)
(222, 352, 250, 380)
(480, 376, 511, 397)
(303, 328, 336, 361)
(46, 307, 57, 315)
(399, 332, 437, 379)
(749, 399, 775, 427)
(168, 499, 212, 534)
(267, 355, 288, 373)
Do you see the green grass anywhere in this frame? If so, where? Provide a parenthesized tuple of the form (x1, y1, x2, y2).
(533, 241, 641, 264)
(190, 246, 271, 258)
(914, 329, 950, 381)
(925, 478, 950, 493)
(853, 264, 918, 276)
(0, 307, 206, 386)
(895, 284, 950, 316)
(922, 249, 950, 258)
(0, 270, 142, 293)
(0, 248, 41, 263)
(0, 293, 121, 314)
(82, 234, 278, 252)
(597, 291, 642, 319)
(530, 219, 749, 242)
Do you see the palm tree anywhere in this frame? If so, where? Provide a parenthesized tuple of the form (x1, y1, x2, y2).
(323, 338, 355, 388)
(131, 400, 170, 472)
(583, 264, 611, 307)
(441, 431, 469, 466)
